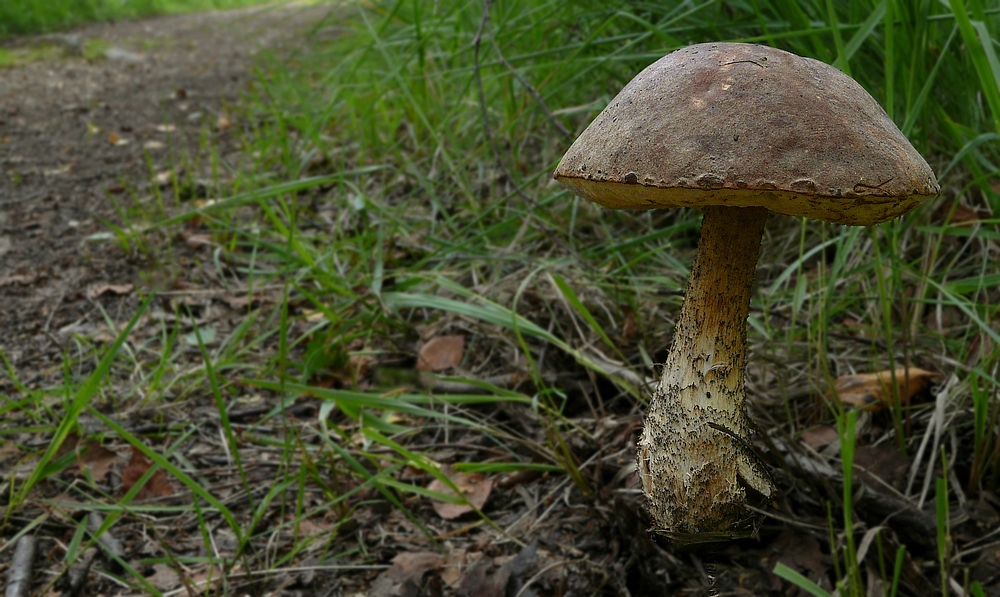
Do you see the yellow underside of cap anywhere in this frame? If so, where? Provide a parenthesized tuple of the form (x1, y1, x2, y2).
(557, 177, 925, 227)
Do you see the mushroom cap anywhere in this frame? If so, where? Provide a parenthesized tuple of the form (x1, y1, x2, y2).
(554, 43, 939, 226)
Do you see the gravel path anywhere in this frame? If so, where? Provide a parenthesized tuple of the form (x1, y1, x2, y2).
(0, 4, 329, 382)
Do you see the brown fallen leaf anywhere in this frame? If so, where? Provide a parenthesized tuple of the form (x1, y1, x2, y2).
(417, 335, 465, 372)
(145, 564, 182, 592)
(387, 552, 444, 584)
(293, 515, 338, 538)
(799, 425, 839, 450)
(371, 551, 444, 597)
(458, 542, 538, 597)
(828, 367, 943, 412)
(76, 440, 119, 483)
(770, 532, 831, 596)
(439, 546, 469, 586)
(187, 563, 226, 592)
(0, 273, 41, 287)
(933, 199, 991, 226)
(87, 283, 134, 300)
(853, 444, 910, 491)
(121, 445, 175, 502)
(428, 468, 492, 520)
(53, 430, 83, 461)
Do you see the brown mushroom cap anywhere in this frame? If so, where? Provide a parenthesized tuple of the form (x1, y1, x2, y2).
(554, 43, 939, 226)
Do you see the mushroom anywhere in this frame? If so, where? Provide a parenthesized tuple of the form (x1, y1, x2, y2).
(553, 43, 939, 543)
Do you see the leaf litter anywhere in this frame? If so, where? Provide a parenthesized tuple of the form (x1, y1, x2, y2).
(828, 367, 943, 412)
(427, 466, 494, 520)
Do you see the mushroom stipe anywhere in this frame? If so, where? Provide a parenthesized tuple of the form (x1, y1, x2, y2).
(554, 43, 938, 543)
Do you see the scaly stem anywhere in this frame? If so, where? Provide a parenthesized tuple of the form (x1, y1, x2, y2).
(636, 205, 775, 542)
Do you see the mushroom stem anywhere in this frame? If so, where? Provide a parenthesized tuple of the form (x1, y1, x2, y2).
(637, 205, 775, 542)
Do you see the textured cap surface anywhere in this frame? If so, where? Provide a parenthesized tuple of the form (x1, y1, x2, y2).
(554, 43, 939, 225)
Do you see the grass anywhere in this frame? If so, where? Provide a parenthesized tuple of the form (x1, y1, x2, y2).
(2, 0, 1000, 595)
(0, 0, 282, 37)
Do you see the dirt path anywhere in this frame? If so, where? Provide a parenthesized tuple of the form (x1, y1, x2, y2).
(0, 3, 328, 385)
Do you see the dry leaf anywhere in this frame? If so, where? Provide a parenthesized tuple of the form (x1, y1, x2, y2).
(87, 283, 134, 300)
(295, 517, 337, 538)
(53, 431, 82, 461)
(771, 532, 831, 596)
(0, 273, 41, 287)
(934, 199, 991, 226)
(387, 552, 444, 584)
(76, 440, 119, 482)
(121, 445, 175, 501)
(799, 425, 838, 450)
(828, 367, 942, 412)
(853, 444, 910, 491)
(371, 552, 444, 597)
(428, 469, 492, 520)
(439, 546, 469, 586)
(187, 563, 225, 591)
(458, 543, 538, 597)
(418, 335, 465, 372)
(145, 564, 182, 592)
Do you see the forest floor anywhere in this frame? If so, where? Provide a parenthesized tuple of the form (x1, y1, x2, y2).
(2, 4, 998, 597)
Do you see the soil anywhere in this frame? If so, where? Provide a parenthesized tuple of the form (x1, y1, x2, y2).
(0, 4, 325, 385)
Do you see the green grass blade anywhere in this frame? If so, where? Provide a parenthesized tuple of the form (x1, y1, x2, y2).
(86, 409, 244, 543)
(550, 272, 618, 352)
(841, 0, 886, 66)
(773, 562, 833, 597)
(12, 296, 151, 507)
(948, 0, 1000, 132)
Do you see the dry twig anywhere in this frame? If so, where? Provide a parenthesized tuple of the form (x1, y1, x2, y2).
(4, 535, 37, 597)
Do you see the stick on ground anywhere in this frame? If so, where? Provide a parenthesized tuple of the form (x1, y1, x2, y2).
(4, 535, 37, 597)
